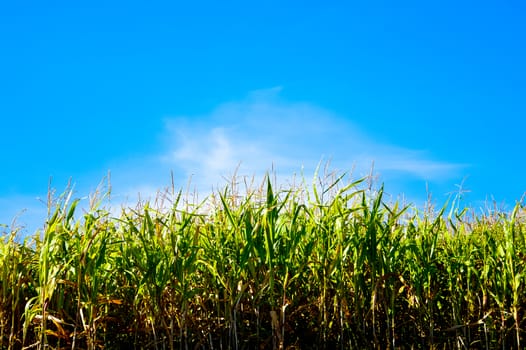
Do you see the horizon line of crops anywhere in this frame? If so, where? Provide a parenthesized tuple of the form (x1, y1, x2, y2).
(1, 169, 525, 349)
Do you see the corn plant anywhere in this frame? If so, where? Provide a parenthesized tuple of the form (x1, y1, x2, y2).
(0, 169, 524, 349)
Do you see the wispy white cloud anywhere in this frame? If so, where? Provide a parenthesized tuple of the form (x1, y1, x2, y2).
(159, 87, 467, 195)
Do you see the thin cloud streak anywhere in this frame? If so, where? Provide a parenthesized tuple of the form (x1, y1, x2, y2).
(161, 88, 467, 193)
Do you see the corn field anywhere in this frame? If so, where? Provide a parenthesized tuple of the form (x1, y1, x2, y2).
(1, 172, 525, 349)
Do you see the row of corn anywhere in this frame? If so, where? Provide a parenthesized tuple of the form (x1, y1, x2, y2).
(0, 173, 525, 349)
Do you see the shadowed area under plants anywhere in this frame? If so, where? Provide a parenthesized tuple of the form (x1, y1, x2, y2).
(0, 170, 525, 349)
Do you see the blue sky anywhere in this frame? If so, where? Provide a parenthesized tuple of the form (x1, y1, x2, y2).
(1, 1, 525, 234)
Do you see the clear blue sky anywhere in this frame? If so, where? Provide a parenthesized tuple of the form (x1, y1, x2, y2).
(1, 1, 525, 234)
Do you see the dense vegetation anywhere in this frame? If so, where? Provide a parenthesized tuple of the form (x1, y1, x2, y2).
(1, 172, 525, 349)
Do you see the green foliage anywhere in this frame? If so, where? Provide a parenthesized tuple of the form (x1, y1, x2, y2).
(0, 171, 525, 349)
